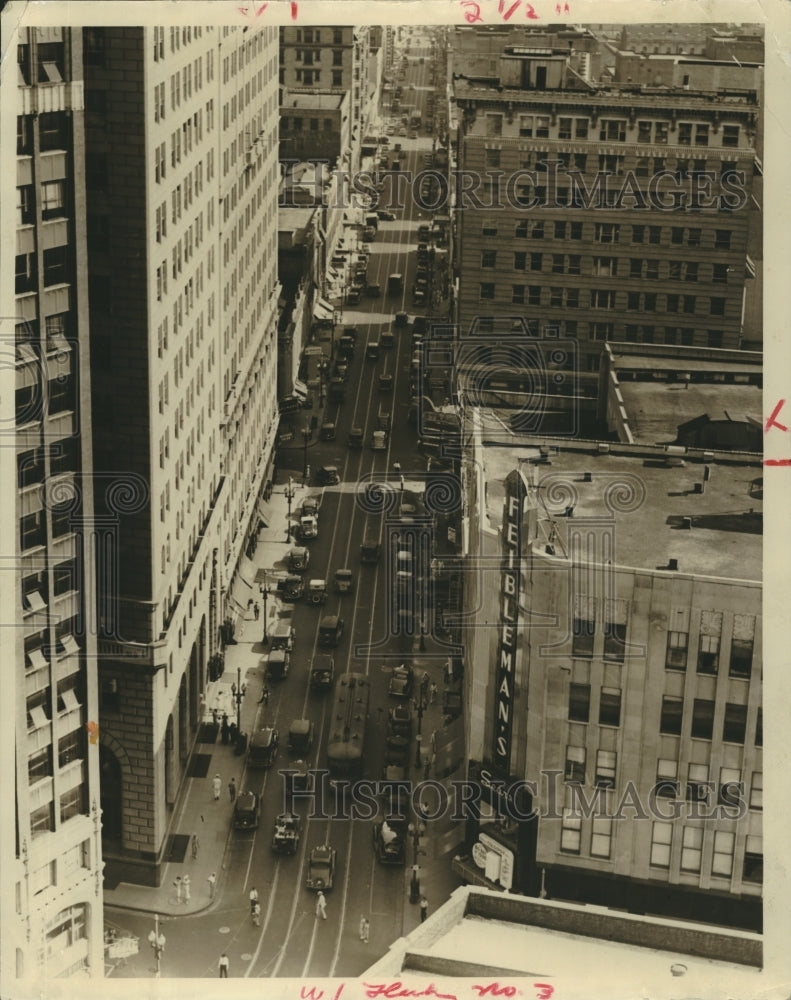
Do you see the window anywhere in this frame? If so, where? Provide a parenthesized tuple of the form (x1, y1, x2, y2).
(717, 767, 742, 809)
(572, 613, 594, 656)
(485, 147, 501, 169)
(60, 786, 85, 823)
(678, 123, 693, 145)
(637, 121, 652, 143)
(660, 697, 683, 736)
(593, 257, 616, 277)
(479, 283, 495, 301)
(59, 729, 83, 767)
(603, 622, 626, 660)
(17, 114, 33, 154)
(680, 826, 703, 872)
(485, 114, 502, 137)
(711, 830, 734, 877)
(530, 252, 543, 271)
(684, 262, 699, 282)
(511, 285, 525, 305)
(549, 287, 563, 307)
(591, 322, 613, 342)
(531, 221, 544, 240)
(595, 750, 616, 789)
(568, 683, 590, 723)
(686, 763, 710, 803)
(691, 699, 715, 740)
(722, 125, 740, 148)
(560, 811, 581, 853)
(17, 185, 34, 225)
(722, 702, 747, 744)
(742, 836, 763, 884)
(698, 612, 722, 673)
(590, 817, 612, 858)
(15, 253, 36, 294)
(28, 747, 52, 783)
(599, 119, 626, 142)
(714, 229, 732, 250)
(554, 221, 567, 239)
(650, 822, 672, 867)
(568, 256, 581, 275)
(481, 250, 497, 268)
(39, 112, 67, 152)
(482, 222, 498, 237)
(30, 802, 54, 838)
(712, 264, 729, 283)
(632, 225, 645, 244)
(595, 223, 620, 244)
(666, 630, 688, 670)
(655, 759, 679, 798)
(598, 688, 621, 727)
(570, 222, 583, 240)
(40, 180, 66, 220)
(749, 772, 762, 811)
(528, 286, 541, 305)
(565, 746, 586, 783)
(695, 124, 709, 147)
(101, 677, 120, 712)
(518, 114, 534, 137)
(627, 292, 640, 311)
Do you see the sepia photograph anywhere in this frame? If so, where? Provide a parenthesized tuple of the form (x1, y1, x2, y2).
(0, 2, 787, 997)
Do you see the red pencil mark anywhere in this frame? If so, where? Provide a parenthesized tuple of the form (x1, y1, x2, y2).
(765, 399, 787, 433)
(256, 2, 268, 14)
(764, 458, 791, 466)
(290, 1, 298, 18)
(238, 5, 250, 14)
(498, 0, 521, 20)
(564, 2, 570, 11)
(532, 988, 553, 1000)
(87, 720, 99, 744)
(362, 985, 457, 1000)
(525, 3, 539, 18)
(460, 0, 484, 22)
(300, 985, 345, 1000)
(471, 986, 518, 997)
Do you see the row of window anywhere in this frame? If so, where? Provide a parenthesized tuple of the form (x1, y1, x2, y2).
(21, 559, 78, 611)
(17, 180, 66, 226)
(660, 697, 760, 745)
(560, 811, 762, 883)
(17, 112, 67, 155)
(29, 788, 87, 838)
(485, 112, 744, 149)
(15, 248, 69, 294)
(480, 220, 735, 249)
(288, 68, 345, 87)
(17, 41, 65, 86)
(481, 149, 747, 182)
(222, 31, 277, 86)
(291, 47, 345, 66)
(153, 100, 215, 183)
(28, 730, 85, 783)
(281, 115, 338, 132)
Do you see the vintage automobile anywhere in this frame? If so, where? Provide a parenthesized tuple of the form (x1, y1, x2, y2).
(378, 373, 394, 392)
(318, 614, 345, 648)
(307, 579, 328, 605)
(266, 648, 290, 681)
(318, 422, 336, 442)
(443, 688, 463, 721)
(371, 430, 387, 451)
(317, 466, 340, 486)
(381, 763, 410, 814)
(310, 653, 335, 691)
(328, 379, 346, 403)
(380, 330, 395, 349)
(388, 663, 414, 699)
(394, 311, 410, 328)
(301, 496, 320, 518)
(276, 575, 304, 601)
(271, 813, 301, 855)
(287, 546, 310, 573)
(334, 568, 354, 594)
(346, 287, 361, 306)
(372, 817, 407, 865)
(248, 726, 279, 768)
(288, 718, 315, 755)
(343, 326, 359, 343)
(347, 427, 364, 449)
(306, 845, 337, 891)
(366, 340, 380, 360)
(360, 540, 381, 564)
(271, 622, 296, 652)
(385, 703, 413, 766)
(290, 758, 314, 791)
(299, 514, 319, 540)
(378, 210, 397, 221)
(233, 790, 260, 830)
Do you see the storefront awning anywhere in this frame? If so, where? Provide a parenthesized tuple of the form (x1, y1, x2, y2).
(293, 378, 308, 400)
(313, 297, 335, 322)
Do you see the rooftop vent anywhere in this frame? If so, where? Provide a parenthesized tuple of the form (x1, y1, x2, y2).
(682, 516, 692, 529)
(668, 558, 679, 571)
(583, 472, 592, 482)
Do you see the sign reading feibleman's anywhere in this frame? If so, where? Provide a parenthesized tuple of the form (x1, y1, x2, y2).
(492, 469, 529, 776)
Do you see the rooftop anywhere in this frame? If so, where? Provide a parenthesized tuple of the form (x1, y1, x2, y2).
(475, 423, 762, 581)
(284, 92, 344, 110)
(365, 888, 763, 998)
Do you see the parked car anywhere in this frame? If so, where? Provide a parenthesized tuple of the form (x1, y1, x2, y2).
(317, 465, 340, 486)
(276, 575, 304, 601)
(343, 326, 359, 342)
(365, 281, 381, 296)
(306, 845, 337, 891)
(301, 496, 319, 517)
(288, 718, 315, 755)
(307, 579, 328, 605)
(310, 653, 335, 691)
(346, 288, 361, 305)
(233, 790, 260, 830)
(318, 614, 345, 648)
(248, 727, 279, 767)
(378, 373, 394, 392)
(388, 663, 414, 698)
(348, 427, 364, 449)
(328, 379, 346, 403)
(334, 568, 354, 594)
(271, 622, 296, 652)
(288, 546, 310, 572)
(372, 817, 406, 865)
(319, 422, 336, 442)
(271, 813, 301, 854)
(362, 227, 377, 242)
(378, 210, 397, 221)
(266, 648, 290, 680)
(299, 514, 319, 540)
(360, 540, 381, 564)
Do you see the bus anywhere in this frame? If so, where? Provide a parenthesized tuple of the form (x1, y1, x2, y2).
(409, 108, 422, 130)
(326, 672, 370, 789)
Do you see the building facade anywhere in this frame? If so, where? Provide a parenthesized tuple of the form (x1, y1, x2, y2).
(5, 25, 105, 978)
(83, 24, 280, 886)
(452, 42, 762, 376)
(454, 410, 762, 930)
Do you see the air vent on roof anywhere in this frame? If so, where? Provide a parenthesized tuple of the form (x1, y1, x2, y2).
(583, 472, 592, 482)
(668, 558, 679, 571)
(597, 443, 610, 454)
(682, 517, 692, 529)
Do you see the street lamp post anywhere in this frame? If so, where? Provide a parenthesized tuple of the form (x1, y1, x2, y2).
(230, 665, 246, 736)
(302, 425, 312, 482)
(147, 914, 166, 977)
(285, 477, 295, 541)
(413, 691, 426, 768)
(260, 583, 270, 645)
(407, 821, 426, 903)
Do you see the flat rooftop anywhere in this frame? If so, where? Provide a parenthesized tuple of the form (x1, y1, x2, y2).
(478, 432, 762, 581)
(365, 888, 763, 999)
(284, 92, 344, 110)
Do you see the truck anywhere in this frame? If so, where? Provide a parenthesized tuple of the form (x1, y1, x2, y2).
(409, 108, 422, 129)
(365, 213, 379, 232)
(387, 273, 404, 295)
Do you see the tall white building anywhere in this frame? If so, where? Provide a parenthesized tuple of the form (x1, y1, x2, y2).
(82, 24, 280, 887)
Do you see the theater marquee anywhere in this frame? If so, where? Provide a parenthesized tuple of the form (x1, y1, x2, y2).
(492, 468, 530, 777)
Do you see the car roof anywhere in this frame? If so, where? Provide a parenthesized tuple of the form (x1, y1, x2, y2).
(320, 614, 339, 627)
(289, 718, 312, 734)
(311, 845, 333, 859)
(236, 789, 257, 805)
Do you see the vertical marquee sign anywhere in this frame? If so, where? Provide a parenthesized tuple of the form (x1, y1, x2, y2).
(492, 468, 529, 778)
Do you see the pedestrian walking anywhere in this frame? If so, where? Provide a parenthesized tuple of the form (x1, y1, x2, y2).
(182, 874, 191, 902)
(207, 872, 217, 899)
(229, 722, 238, 744)
(258, 686, 269, 706)
(249, 887, 259, 912)
(420, 671, 430, 700)
(400, 474, 405, 492)
(221, 716, 230, 745)
(419, 895, 428, 922)
(393, 461, 401, 473)
(315, 891, 327, 920)
(211, 707, 219, 724)
(359, 915, 370, 942)
(254, 603, 260, 620)
(252, 901, 261, 927)
(247, 598, 254, 612)
(174, 875, 183, 903)
(430, 729, 438, 753)
(212, 774, 222, 800)
(218, 953, 229, 977)
(429, 681, 438, 704)
(228, 778, 237, 802)
(191, 834, 200, 860)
